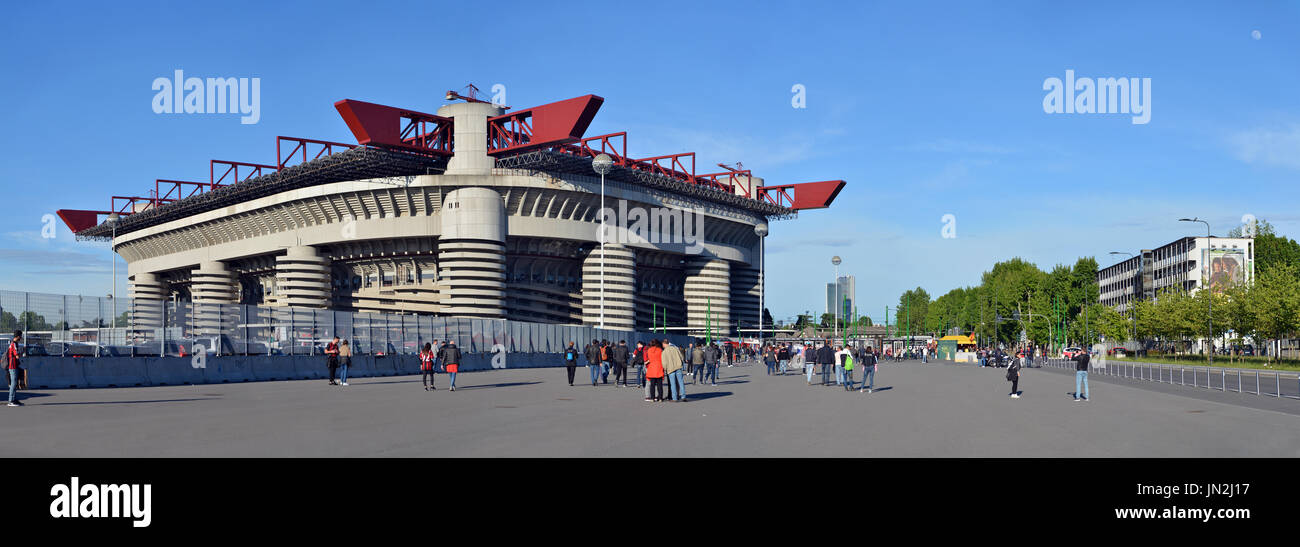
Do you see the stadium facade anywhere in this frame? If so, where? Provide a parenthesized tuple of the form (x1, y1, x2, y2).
(59, 92, 844, 336)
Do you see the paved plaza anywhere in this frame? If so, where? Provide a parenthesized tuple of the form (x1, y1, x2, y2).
(2, 360, 1298, 457)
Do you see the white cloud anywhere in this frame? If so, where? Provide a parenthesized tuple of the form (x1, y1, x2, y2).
(1227, 125, 1300, 169)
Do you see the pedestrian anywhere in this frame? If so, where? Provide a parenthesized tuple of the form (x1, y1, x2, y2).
(834, 345, 849, 385)
(777, 343, 790, 375)
(818, 339, 835, 385)
(563, 341, 578, 386)
(804, 344, 816, 385)
(726, 344, 735, 367)
(600, 339, 612, 384)
(439, 340, 462, 391)
(325, 335, 341, 385)
(613, 340, 630, 387)
(1007, 353, 1021, 398)
(858, 346, 878, 393)
(338, 340, 352, 386)
(631, 341, 646, 392)
(421, 342, 437, 391)
(7, 331, 23, 407)
(704, 341, 720, 386)
(690, 343, 705, 384)
(764, 345, 777, 375)
(645, 339, 665, 402)
(584, 339, 601, 386)
(842, 347, 855, 391)
(663, 340, 686, 402)
(1073, 348, 1090, 401)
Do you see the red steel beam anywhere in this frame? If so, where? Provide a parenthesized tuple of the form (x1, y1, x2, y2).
(156, 179, 215, 202)
(697, 169, 753, 196)
(554, 132, 628, 165)
(276, 136, 357, 169)
(756, 180, 845, 210)
(56, 209, 113, 233)
(487, 95, 604, 156)
(629, 152, 695, 184)
(211, 160, 278, 186)
(334, 99, 453, 156)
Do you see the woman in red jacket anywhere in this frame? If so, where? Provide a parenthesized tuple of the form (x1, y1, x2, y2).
(420, 343, 436, 391)
(644, 339, 665, 402)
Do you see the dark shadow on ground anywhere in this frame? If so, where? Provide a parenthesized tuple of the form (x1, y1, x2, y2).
(454, 381, 542, 391)
(679, 391, 731, 401)
(3, 392, 52, 400)
(38, 397, 217, 406)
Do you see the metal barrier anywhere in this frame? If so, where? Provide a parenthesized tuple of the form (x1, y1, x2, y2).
(1037, 357, 1300, 400)
(0, 289, 694, 358)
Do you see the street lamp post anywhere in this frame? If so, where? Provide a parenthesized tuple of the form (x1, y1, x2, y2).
(755, 222, 768, 342)
(1179, 217, 1212, 366)
(831, 256, 841, 337)
(592, 154, 614, 330)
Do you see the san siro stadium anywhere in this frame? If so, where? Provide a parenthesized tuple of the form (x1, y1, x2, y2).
(59, 90, 844, 338)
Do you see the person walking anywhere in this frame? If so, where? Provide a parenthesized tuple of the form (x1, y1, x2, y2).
(612, 340, 630, 387)
(420, 342, 437, 390)
(338, 340, 352, 386)
(703, 342, 720, 386)
(325, 336, 341, 385)
(726, 344, 735, 368)
(763, 345, 777, 375)
(834, 345, 850, 385)
(584, 339, 601, 387)
(777, 343, 790, 375)
(439, 340, 461, 391)
(858, 346, 878, 393)
(1007, 352, 1022, 398)
(7, 331, 23, 407)
(1073, 348, 1090, 401)
(645, 339, 665, 402)
(803, 344, 816, 385)
(563, 341, 579, 386)
(690, 343, 705, 384)
(599, 339, 612, 384)
(842, 347, 856, 391)
(663, 340, 686, 402)
(817, 339, 836, 386)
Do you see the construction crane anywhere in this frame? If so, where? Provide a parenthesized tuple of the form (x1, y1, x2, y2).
(444, 83, 509, 109)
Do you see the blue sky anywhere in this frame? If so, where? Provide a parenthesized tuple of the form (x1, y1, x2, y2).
(1, 0, 1298, 323)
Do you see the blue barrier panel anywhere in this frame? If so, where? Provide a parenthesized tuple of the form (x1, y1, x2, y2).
(203, 357, 256, 384)
(145, 357, 206, 386)
(25, 357, 88, 389)
(81, 357, 152, 387)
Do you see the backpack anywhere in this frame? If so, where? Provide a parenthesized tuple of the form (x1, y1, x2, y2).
(844, 355, 854, 371)
(565, 349, 577, 362)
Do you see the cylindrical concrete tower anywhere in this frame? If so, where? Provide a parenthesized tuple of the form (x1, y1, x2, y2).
(731, 265, 762, 337)
(438, 102, 506, 176)
(684, 257, 730, 337)
(438, 187, 506, 318)
(191, 261, 237, 304)
(275, 246, 332, 308)
(581, 244, 636, 330)
(129, 272, 166, 331)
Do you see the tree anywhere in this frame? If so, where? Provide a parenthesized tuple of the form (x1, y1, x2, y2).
(896, 288, 930, 337)
(1252, 263, 1300, 364)
(1093, 303, 1129, 343)
(1221, 280, 1256, 363)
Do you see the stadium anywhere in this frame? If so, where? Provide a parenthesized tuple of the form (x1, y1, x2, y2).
(58, 89, 844, 337)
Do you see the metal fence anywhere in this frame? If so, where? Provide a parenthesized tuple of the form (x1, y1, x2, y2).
(0, 289, 692, 358)
(1041, 357, 1300, 400)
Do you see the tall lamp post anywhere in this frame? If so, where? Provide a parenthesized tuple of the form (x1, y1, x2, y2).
(592, 154, 614, 329)
(755, 222, 768, 342)
(1179, 217, 1212, 366)
(831, 256, 842, 337)
(107, 212, 120, 329)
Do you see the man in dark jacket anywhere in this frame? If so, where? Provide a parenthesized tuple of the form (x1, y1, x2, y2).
(438, 340, 463, 391)
(703, 342, 721, 385)
(689, 343, 706, 384)
(777, 344, 790, 375)
(1073, 349, 1090, 401)
(817, 339, 836, 385)
(584, 339, 601, 386)
(612, 340, 630, 387)
(563, 341, 579, 386)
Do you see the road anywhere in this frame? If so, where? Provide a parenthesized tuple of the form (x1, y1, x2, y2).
(1, 359, 1298, 457)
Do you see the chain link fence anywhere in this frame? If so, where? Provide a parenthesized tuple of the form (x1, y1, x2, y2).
(0, 290, 691, 358)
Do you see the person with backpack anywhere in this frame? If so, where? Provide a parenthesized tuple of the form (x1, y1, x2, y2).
(420, 342, 437, 391)
(612, 340, 630, 387)
(563, 342, 579, 386)
(7, 331, 23, 407)
(842, 347, 856, 391)
(584, 339, 601, 387)
(325, 336, 341, 386)
(834, 345, 850, 385)
(439, 340, 462, 391)
(858, 346, 878, 393)
(1073, 348, 1090, 401)
(1007, 352, 1022, 398)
